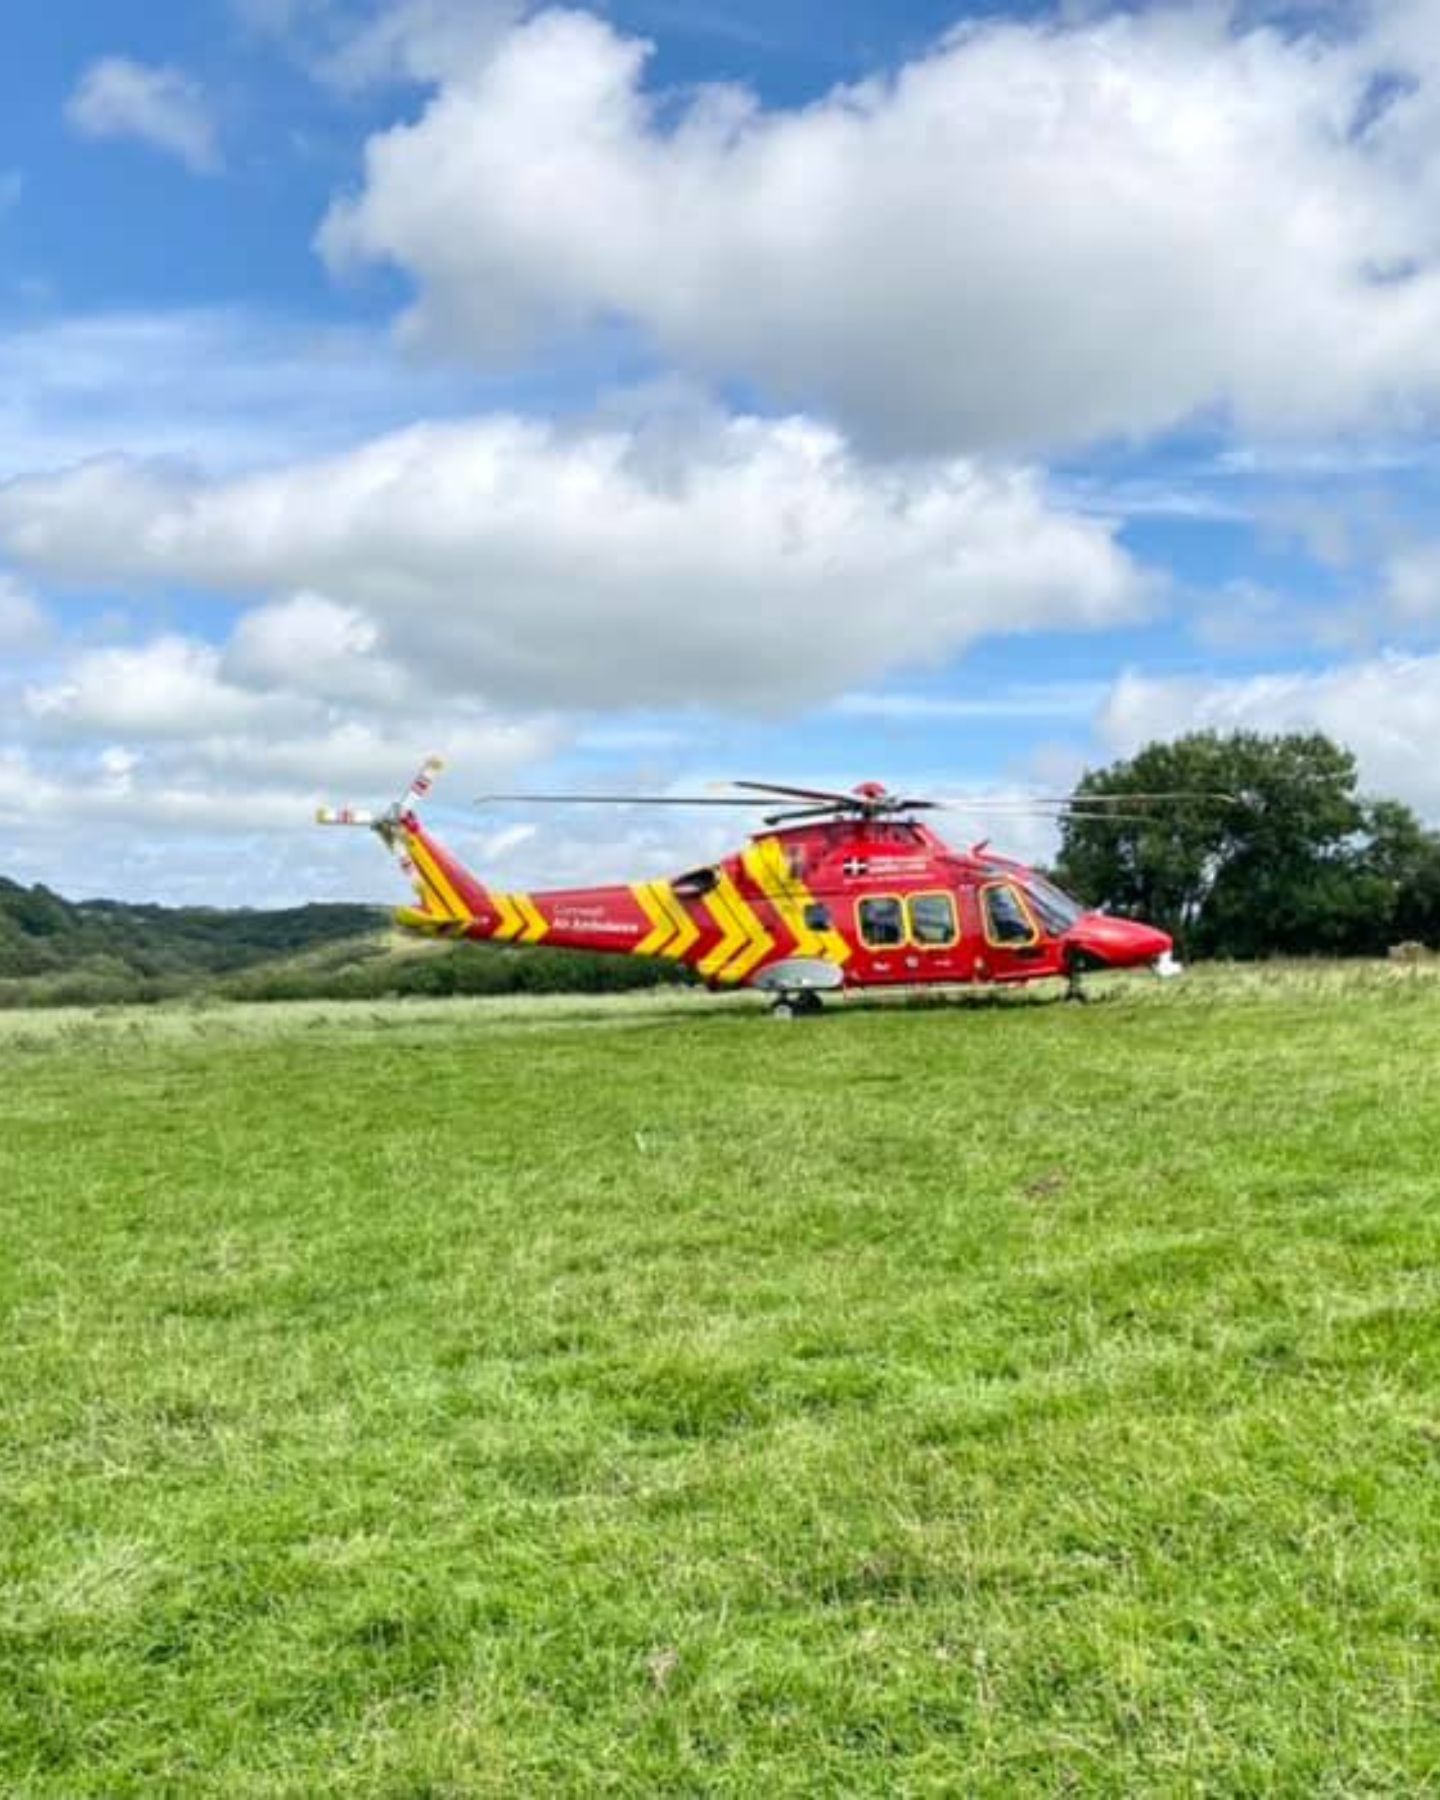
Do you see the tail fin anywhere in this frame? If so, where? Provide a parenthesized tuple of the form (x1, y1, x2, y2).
(317, 755, 490, 936)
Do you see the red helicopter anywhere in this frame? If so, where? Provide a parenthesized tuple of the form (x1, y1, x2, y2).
(319, 760, 1185, 1014)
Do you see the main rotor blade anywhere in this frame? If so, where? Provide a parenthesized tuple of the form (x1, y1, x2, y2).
(1051, 811, 1168, 824)
(934, 790, 1237, 812)
(474, 792, 777, 807)
(1059, 790, 1239, 804)
(471, 786, 1239, 815)
(732, 779, 861, 806)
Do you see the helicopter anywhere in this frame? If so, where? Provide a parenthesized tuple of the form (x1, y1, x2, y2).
(318, 759, 1189, 1015)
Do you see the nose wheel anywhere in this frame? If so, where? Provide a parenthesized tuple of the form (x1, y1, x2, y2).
(1064, 949, 1091, 1004)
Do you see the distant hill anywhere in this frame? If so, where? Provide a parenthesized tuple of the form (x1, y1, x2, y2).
(0, 877, 384, 1006)
(0, 878, 686, 1007)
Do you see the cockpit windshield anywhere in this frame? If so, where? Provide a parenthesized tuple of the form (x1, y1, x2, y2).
(1024, 876, 1086, 934)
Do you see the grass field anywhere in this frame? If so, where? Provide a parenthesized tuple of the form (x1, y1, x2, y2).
(2, 967, 1438, 1795)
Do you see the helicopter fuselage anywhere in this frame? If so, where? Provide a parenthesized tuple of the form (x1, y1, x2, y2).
(389, 809, 1175, 995)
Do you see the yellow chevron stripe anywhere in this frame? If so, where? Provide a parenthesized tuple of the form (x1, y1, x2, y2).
(743, 836, 851, 966)
(699, 872, 773, 983)
(403, 838, 451, 920)
(631, 882, 675, 957)
(513, 892, 549, 944)
(491, 892, 525, 941)
(433, 852, 472, 924)
(408, 835, 467, 922)
(395, 904, 447, 935)
(655, 883, 700, 961)
(741, 844, 792, 941)
(721, 878, 775, 982)
(698, 879, 747, 979)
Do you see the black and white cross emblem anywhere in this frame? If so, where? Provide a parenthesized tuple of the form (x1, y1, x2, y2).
(842, 856, 869, 878)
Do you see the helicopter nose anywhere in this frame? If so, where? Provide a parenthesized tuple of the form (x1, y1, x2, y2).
(1065, 915, 1174, 969)
(1132, 923, 1175, 962)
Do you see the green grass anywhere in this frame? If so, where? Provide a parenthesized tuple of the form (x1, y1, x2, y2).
(2, 967, 1438, 1794)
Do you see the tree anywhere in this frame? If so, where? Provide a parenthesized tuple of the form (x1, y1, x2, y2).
(1384, 817, 1440, 948)
(1055, 731, 1433, 959)
(1347, 799, 1437, 955)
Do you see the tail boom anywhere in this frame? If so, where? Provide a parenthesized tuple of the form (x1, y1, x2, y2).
(321, 763, 847, 988)
(396, 830, 849, 990)
(392, 818, 776, 982)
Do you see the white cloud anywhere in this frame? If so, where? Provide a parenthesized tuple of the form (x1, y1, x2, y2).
(324, 0, 522, 88)
(1098, 652, 1440, 820)
(0, 309, 505, 480)
(0, 405, 1149, 713)
(2, 605, 562, 903)
(0, 722, 557, 903)
(232, 0, 520, 88)
(1385, 543, 1440, 620)
(66, 58, 222, 175)
(18, 610, 556, 778)
(318, 5, 1440, 454)
(25, 637, 277, 738)
(0, 746, 316, 836)
(0, 573, 46, 650)
(98, 745, 141, 792)
(0, 373, 1150, 899)
(199, 713, 553, 793)
(222, 591, 403, 703)
(833, 682, 1108, 723)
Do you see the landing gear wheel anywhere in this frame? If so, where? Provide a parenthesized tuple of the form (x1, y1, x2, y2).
(770, 990, 823, 1020)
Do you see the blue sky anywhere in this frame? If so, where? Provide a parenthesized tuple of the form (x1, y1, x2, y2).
(3, 0, 1440, 903)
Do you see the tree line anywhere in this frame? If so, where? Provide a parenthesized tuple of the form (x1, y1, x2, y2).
(1054, 731, 1440, 959)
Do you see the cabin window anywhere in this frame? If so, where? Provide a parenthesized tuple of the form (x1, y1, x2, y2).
(907, 891, 958, 947)
(983, 883, 1039, 946)
(1025, 876, 1084, 934)
(673, 866, 719, 898)
(857, 895, 905, 948)
(804, 901, 832, 931)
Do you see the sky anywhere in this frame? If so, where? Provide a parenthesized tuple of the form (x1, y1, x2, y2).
(5, 0, 1440, 904)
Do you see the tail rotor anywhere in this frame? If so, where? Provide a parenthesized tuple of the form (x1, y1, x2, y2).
(316, 755, 446, 839)
(314, 804, 380, 828)
(401, 754, 445, 813)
